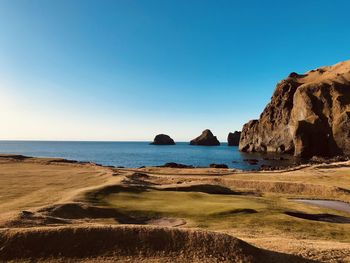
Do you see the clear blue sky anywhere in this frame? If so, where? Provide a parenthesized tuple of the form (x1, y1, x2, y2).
(0, 0, 349, 141)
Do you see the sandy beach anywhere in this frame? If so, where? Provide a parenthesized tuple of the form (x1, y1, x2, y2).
(0, 155, 349, 262)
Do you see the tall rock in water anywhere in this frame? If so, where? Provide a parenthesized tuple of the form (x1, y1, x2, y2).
(190, 129, 220, 146)
(227, 131, 241, 146)
(239, 60, 350, 158)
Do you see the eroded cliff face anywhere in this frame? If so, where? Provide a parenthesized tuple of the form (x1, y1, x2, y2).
(239, 60, 350, 158)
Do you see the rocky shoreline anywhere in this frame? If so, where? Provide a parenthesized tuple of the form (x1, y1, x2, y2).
(4, 153, 347, 172)
(151, 60, 350, 165)
(154, 154, 350, 172)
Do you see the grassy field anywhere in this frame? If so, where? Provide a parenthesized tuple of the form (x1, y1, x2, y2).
(0, 156, 115, 223)
(102, 189, 350, 242)
(1, 156, 350, 262)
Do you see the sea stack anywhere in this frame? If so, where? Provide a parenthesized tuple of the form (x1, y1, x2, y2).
(227, 131, 241, 146)
(190, 129, 220, 146)
(150, 134, 175, 145)
(239, 60, 350, 158)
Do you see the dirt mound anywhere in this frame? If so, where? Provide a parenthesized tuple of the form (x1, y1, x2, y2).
(0, 225, 310, 262)
(38, 203, 119, 219)
(86, 185, 146, 205)
(4, 210, 70, 227)
(23, 203, 184, 227)
(218, 179, 350, 198)
(124, 172, 157, 186)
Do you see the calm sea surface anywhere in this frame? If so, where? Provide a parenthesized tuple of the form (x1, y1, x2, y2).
(0, 141, 296, 170)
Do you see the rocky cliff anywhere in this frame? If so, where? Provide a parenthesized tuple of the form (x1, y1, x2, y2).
(239, 60, 350, 158)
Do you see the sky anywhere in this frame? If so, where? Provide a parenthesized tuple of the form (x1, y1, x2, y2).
(0, 0, 350, 141)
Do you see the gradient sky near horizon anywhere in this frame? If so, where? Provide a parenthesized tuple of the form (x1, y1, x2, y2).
(1, 0, 350, 141)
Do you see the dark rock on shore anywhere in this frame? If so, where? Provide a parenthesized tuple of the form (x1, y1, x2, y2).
(243, 159, 259, 165)
(309, 155, 349, 164)
(161, 162, 193, 168)
(227, 131, 241, 146)
(190, 129, 220, 146)
(263, 156, 289, 161)
(259, 164, 273, 171)
(150, 134, 175, 145)
(0, 154, 31, 160)
(239, 60, 350, 158)
(209, 164, 228, 168)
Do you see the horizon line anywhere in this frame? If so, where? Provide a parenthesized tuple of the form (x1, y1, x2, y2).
(0, 139, 230, 143)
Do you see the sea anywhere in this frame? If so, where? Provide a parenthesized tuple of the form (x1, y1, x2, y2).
(0, 141, 297, 170)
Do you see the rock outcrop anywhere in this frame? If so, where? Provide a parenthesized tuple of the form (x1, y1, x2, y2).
(239, 60, 350, 158)
(150, 134, 175, 145)
(209, 163, 228, 168)
(190, 129, 220, 146)
(227, 131, 241, 146)
(161, 162, 193, 168)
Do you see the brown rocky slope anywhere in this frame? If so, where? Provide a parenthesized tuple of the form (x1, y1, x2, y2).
(239, 60, 350, 158)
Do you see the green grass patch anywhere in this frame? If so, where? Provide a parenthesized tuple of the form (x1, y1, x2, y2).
(100, 189, 350, 242)
(105, 191, 265, 217)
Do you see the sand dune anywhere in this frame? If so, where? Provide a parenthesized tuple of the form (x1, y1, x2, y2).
(0, 225, 311, 263)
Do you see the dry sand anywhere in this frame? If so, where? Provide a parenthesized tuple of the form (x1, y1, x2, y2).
(0, 155, 349, 262)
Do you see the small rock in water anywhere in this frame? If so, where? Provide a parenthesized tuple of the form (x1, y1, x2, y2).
(227, 131, 241, 146)
(150, 134, 175, 145)
(190, 129, 220, 146)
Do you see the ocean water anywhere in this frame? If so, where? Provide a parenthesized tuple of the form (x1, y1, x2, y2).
(0, 141, 295, 170)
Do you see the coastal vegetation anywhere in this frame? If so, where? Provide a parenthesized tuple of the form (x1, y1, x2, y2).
(0, 155, 349, 262)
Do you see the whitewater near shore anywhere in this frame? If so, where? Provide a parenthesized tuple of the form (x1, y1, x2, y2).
(0, 155, 349, 262)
